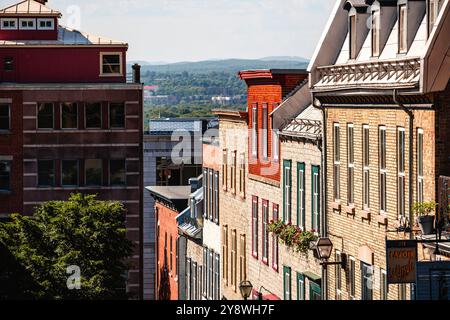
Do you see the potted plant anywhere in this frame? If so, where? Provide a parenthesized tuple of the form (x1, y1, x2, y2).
(413, 201, 437, 235)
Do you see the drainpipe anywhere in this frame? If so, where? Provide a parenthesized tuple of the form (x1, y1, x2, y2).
(312, 93, 328, 300)
(393, 89, 414, 240)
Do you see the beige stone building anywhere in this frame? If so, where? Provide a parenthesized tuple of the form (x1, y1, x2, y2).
(308, 0, 450, 300)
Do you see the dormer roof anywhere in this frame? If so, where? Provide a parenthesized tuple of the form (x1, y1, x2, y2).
(344, 0, 369, 12)
(0, 0, 61, 17)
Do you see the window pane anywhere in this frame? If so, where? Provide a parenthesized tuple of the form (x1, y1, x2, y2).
(0, 104, 9, 130)
(85, 159, 102, 186)
(37, 103, 54, 129)
(62, 160, 78, 186)
(61, 103, 78, 129)
(252, 106, 258, 157)
(86, 103, 102, 128)
(110, 159, 126, 186)
(4, 57, 13, 72)
(102, 54, 121, 74)
(37, 160, 54, 187)
(262, 106, 268, 158)
(109, 103, 125, 128)
(0, 161, 11, 191)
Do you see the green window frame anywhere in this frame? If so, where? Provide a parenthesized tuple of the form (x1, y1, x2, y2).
(312, 165, 321, 232)
(283, 266, 292, 300)
(297, 162, 306, 229)
(283, 160, 292, 223)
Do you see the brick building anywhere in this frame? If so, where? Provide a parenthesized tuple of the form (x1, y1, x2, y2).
(215, 110, 249, 300)
(308, 0, 450, 300)
(0, 0, 143, 297)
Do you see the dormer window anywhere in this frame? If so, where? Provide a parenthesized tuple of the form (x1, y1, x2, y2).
(371, 9, 381, 57)
(19, 18, 36, 30)
(100, 52, 123, 76)
(37, 18, 54, 30)
(398, 4, 408, 53)
(349, 14, 357, 59)
(428, 0, 443, 34)
(1, 18, 17, 30)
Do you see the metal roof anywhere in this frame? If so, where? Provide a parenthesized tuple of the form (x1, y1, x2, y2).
(0, 0, 61, 16)
(148, 119, 203, 135)
(145, 186, 191, 201)
(281, 105, 322, 141)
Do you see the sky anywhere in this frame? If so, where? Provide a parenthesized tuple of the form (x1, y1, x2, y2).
(0, 0, 336, 63)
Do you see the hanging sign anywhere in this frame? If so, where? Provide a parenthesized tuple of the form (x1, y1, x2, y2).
(386, 240, 418, 284)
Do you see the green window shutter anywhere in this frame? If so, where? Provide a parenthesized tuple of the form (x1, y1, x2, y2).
(297, 162, 306, 229)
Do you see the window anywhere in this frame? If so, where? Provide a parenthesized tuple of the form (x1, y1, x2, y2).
(198, 266, 203, 300)
(381, 269, 388, 300)
(336, 251, 342, 300)
(110, 159, 126, 186)
(297, 163, 306, 229)
(19, 18, 36, 30)
(0, 104, 10, 131)
(209, 169, 213, 221)
(252, 104, 258, 158)
(61, 160, 79, 187)
(349, 257, 356, 299)
(186, 258, 191, 300)
(273, 129, 280, 162)
(170, 236, 173, 272)
(312, 166, 320, 232)
(347, 124, 354, 205)
(85, 103, 102, 129)
(214, 253, 220, 300)
(208, 250, 214, 300)
(349, 14, 357, 59)
(192, 262, 197, 300)
(202, 247, 207, 298)
(262, 200, 269, 265)
(363, 125, 370, 209)
(429, 0, 444, 34)
(372, 10, 381, 56)
(262, 104, 268, 159)
(239, 234, 246, 283)
(252, 196, 258, 259)
(4, 57, 13, 72)
(37, 160, 55, 187)
(283, 266, 292, 300)
(231, 151, 237, 194)
(61, 103, 78, 129)
(222, 225, 229, 286)
(109, 103, 125, 128)
(417, 129, 424, 203)
(231, 230, 237, 292)
(0, 161, 11, 192)
(398, 284, 407, 300)
(101, 53, 122, 75)
(361, 262, 373, 300)
(297, 273, 305, 300)
(398, 128, 406, 219)
(203, 168, 208, 218)
(37, 18, 54, 30)
(399, 4, 408, 53)
(222, 149, 228, 191)
(1, 18, 17, 30)
(272, 204, 279, 271)
(333, 123, 341, 201)
(214, 171, 219, 224)
(379, 126, 387, 213)
(85, 159, 102, 186)
(283, 160, 292, 223)
(239, 152, 245, 197)
(37, 103, 54, 129)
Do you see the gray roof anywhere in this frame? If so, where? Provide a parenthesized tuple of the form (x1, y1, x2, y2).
(281, 105, 322, 140)
(145, 186, 192, 201)
(148, 119, 203, 135)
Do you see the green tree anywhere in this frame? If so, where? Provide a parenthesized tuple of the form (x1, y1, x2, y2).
(0, 193, 133, 300)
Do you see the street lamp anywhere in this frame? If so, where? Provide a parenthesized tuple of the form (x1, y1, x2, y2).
(239, 280, 253, 301)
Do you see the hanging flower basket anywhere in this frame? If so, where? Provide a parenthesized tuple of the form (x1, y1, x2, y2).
(268, 220, 318, 254)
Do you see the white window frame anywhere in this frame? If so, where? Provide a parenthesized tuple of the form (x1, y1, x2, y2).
(100, 52, 123, 77)
(379, 126, 387, 214)
(349, 256, 356, 300)
(397, 127, 406, 220)
(1, 18, 17, 30)
(284, 164, 292, 223)
(336, 250, 342, 300)
(19, 18, 36, 30)
(333, 123, 341, 202)
(313, 170, 320, 231)
(298, 166, 305, 229)
(262, 200, 269, 265)
(417, 128, 424, 203)
(252, 104, 258, 158)
(363, 125, 370, 209)
(380, 269, 388, 300)
(347, 124, 354, 205)
(37, 18, 54, 30)
(272, 129, 280, 162)
(372, 9, 381, 57)
(262, 104, 268, 159)
(398, 4, 408, 53)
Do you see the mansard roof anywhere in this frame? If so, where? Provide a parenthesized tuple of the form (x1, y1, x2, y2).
(0, 0, 61, 17)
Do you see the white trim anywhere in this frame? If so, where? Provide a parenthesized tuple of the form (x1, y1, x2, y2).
(100, 52, 124, 77)
(19, 18, 36, 30)
(37, 18, 54, 30)
(0, 18, 17, 30)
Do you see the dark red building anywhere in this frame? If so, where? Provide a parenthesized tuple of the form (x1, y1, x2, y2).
(0, 0, 143, 298)
(238, 69, 308, 182)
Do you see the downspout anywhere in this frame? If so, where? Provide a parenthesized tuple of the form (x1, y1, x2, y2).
(393, 89, 414, 239)
(312, 93, 328, 300)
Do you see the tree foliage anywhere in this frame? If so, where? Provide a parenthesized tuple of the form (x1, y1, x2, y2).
(0, 193, 133, 300)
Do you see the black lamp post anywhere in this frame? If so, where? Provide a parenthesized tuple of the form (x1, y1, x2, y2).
(239, 280, 253, 301)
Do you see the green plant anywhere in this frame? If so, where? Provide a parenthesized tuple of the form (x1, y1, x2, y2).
(413, 201, 437, 217)
(268, 220, 318, 255)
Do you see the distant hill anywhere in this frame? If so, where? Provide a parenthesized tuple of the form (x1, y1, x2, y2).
(260, 56, 309, 63)
(133, 58, 309, 74)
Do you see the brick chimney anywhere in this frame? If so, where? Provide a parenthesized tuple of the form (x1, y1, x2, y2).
(35, 0, 48, 5)
(132, 64, 141, 84)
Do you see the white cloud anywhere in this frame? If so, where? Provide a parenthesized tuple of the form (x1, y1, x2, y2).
(0, 0, 336, 62)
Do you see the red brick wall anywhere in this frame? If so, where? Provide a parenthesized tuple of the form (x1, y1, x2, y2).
(155, 201, 179, 300)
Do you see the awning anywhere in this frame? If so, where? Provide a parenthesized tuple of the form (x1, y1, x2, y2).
(262, 294, 281, 301)
(179, 222, 202, 239)
(303, 271, 321, 282)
